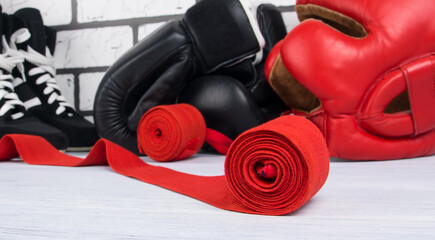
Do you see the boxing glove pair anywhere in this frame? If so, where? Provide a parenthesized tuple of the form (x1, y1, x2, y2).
(94, 0, 287, 154)
(266, 0, 435, 160)
(178, 3, 288, 152)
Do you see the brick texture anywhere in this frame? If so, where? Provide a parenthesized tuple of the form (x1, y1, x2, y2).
(56, 74, 75, 109)
(76, 0, 196, 23)
(55, 26, 133, 69)
(78, 72, 105, 111)
(1, 0, 72, 25)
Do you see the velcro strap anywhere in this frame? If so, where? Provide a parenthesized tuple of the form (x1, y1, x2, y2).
(402, 54, 435, 135)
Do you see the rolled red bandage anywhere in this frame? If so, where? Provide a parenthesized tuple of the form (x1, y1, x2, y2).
(222, 115, 330, 215)
(0, 115, 329, 215)
(137, 104, 206, 162)
(137, 104, 233, 160)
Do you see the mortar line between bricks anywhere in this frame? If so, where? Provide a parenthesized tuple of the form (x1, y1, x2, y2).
(49, 7, 295, 31)
(71, 0, 78, 24)
(57, 67, 109, 75)
(51, 15, 184, 31)
(73, 72, 80, 113)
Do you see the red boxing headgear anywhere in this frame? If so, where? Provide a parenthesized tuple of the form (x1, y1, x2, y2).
(266, 0, 435, 160)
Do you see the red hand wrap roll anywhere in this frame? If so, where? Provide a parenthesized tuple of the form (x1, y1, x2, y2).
(224, 115, 330, 214)
(137, 104, 206, 161)
(0, 115, 329, 215)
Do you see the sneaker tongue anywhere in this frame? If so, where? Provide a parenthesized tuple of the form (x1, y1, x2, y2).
(14, 8, 46, 54)
(2, 13, 25, 47)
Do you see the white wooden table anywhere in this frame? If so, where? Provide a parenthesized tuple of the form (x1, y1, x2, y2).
(0, 152, 434, 239)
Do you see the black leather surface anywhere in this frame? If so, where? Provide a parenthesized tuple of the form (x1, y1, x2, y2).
(178, 75, 267, 140)
(212, 3, 288, 122)
(256, 4, 287, 61)
(184, 0, 261, 72)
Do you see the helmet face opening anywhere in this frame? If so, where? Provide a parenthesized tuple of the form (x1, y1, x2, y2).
(296, 4, 367, 39)
(384, 90, 410, 114)
(358, 54, 435, 138)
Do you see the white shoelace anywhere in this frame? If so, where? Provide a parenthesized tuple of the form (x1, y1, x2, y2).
(25, 47, 73, 116)
(10, 29, 73, 116)
(0, 35, 26, 120)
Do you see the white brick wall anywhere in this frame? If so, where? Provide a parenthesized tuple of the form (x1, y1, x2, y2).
(1, 0, 72, 25)
(56, 74, 75, 109)
(248, 0, 296, 6)
(55, 26, 133, 68)
(2, 0, 299, 120)
(282, 11, 300, 32)
(76, 0, 196, 23)
(79, 72, 105, 111)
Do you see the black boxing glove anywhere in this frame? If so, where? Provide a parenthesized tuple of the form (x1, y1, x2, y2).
(177, 3, 289, 153)
(93, 0, 265, 154)
(177, 75, 267, 152)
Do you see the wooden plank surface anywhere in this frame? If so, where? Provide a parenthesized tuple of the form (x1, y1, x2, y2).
(0, 153, 434, 239)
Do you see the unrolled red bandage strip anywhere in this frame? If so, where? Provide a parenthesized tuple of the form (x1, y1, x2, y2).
(0, 111, 329, 215)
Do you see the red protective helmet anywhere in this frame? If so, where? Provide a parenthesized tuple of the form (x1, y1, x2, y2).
(265, 0, 435, 160)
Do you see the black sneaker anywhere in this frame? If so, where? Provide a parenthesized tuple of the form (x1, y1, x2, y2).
(0, 11, 69, 150)
(10, 8, 99, 151)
